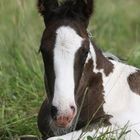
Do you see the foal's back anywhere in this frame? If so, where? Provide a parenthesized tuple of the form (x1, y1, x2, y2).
(103, 60, 140, 131)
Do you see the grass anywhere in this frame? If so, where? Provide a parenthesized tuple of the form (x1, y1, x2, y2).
(0, 0, 140, 139)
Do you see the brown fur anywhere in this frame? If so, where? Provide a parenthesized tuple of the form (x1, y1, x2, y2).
(128, 70, 140, 95)
(74, 40, 90, 93)
(75, 57, 112, 129)
(93, 43, 114, 76)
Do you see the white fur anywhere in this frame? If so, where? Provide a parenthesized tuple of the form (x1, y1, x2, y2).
(102, 60, 140, 139)
(47, 125, 134, 140)
(53, 26, 84, 115)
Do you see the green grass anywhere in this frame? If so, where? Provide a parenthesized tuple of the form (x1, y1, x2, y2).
(90, 0, 140, 67)
(0, 0, 140, 139)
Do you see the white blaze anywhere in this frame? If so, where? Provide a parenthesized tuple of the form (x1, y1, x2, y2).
(53, 26, 84, 113)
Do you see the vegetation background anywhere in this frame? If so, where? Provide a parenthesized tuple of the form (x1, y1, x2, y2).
(0, 0, 140, 139)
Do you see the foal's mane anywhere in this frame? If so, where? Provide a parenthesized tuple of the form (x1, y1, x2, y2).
(37, 0, 94, 26)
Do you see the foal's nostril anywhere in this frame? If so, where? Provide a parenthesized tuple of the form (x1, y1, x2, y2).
(51, 105, 58, 120)
(70, 105, 75, 113)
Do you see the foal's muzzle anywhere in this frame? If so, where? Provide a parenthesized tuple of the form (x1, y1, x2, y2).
(51, 105, 76, 128)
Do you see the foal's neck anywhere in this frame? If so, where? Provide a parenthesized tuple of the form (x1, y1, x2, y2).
(89, 41, 114, 76)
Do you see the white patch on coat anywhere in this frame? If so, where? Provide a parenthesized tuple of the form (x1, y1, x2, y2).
(89, 42, 140, 139)
(47, 125, 140, 140)
(89, 42, 105, 75)
(83, 43, 140, 139)
(53, 26, 84, 115)
(102, 60, 140, 132)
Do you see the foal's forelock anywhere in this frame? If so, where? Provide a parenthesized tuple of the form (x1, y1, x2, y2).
(52, 26, 86, 113)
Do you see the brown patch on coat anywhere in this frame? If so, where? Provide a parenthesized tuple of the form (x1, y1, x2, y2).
(93, 43, 114, 76)
(128, 70, 140, 95)
(74, 40, 90, 93)
(75, 59, 111, 130)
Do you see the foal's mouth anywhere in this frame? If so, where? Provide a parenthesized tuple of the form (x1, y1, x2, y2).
(53, 115, 75, 128)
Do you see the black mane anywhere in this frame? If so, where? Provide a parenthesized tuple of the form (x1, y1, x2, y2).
(38, 0, 94, 26)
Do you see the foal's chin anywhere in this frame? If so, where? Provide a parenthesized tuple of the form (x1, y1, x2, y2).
(55, 122, 71, 128)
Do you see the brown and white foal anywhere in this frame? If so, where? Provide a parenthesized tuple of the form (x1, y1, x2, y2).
(37, 0, 140, 139)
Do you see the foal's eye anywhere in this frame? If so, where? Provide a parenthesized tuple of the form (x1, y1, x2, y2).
(82, 48, 89, 57)
(79, 48, 89, 65)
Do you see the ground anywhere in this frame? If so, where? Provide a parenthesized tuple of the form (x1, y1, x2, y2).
(0, 0, 140, 139)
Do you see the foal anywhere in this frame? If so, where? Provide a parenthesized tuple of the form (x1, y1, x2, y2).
(37, 0, 140, 139)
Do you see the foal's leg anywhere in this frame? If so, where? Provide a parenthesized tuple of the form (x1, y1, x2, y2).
(46, 125, 137, 140)
(47, 129, 83, 140)
(46, 126, 112, 140)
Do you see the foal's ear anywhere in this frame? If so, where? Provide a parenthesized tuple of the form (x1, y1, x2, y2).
(37, 0, 58, 16)
(75, 0, 94, 26)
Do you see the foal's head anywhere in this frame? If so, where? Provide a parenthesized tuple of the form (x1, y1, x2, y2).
(38, 0, 94, 128)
